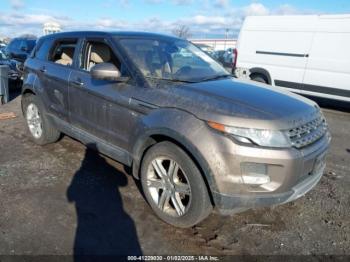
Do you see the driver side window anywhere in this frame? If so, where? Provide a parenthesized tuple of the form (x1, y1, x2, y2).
(80, 41, 128, 77)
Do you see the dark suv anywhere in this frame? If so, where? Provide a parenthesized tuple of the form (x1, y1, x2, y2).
(5, 37, 37, 62)
(22, 31, 330, 227)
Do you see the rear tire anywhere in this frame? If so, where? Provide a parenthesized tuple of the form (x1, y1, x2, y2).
(22, 94, 60, 145)
(140, 141, 212, 228)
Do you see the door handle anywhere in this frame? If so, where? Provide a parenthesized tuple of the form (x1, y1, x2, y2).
(71, 80, 84, 87)
(40, 67, 46, 73)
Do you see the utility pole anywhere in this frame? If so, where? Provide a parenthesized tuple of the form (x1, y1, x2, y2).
(225, 28, 229, 50)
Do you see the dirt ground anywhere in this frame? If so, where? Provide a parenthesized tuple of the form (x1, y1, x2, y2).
(0, 93, 349, 257)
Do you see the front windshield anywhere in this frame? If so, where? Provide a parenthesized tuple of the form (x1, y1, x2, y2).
(118, 38, 230, 83)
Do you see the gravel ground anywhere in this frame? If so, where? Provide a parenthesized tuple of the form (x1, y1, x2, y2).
(0, 94, 349, 257)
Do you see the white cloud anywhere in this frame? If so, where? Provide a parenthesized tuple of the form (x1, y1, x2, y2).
(213, 0, 229, 8)
(10, 0, 25, 9)
(0, 2, 318, 38)
(243, 3, 270, 16)
(172, 0, 193, 5)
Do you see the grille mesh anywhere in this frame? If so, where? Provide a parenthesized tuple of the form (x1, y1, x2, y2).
(288, 116, 328, 149)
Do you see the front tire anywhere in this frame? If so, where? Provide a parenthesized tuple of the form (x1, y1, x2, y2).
(140, 141, 212, 228)
(22, 94, 60, 145)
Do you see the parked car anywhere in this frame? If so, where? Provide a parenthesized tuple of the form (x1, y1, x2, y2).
(212, 50, 225, 64)
(0, 50, 21, 83)
(223, 48, 236, 67)
(22, 31, 330, 227)
(5, 37, 36, 62)
(195, 43, 214, 56)
(234, 15, 350, 102)
(0, 43, 6, 52)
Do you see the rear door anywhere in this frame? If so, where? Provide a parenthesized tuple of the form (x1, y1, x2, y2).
(35, 38, 79, 122)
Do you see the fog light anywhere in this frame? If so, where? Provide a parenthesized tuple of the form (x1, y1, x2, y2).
(241, 163, 270, 185)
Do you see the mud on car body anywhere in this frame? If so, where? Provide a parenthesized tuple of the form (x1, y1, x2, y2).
(21, 31, 331, 227)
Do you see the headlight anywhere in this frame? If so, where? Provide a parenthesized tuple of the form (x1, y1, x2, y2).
(208, 121, 291, 148)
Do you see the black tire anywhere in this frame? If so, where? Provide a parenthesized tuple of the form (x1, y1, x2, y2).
(22, 94, 60, 145)
(251, 74, 268, 84)
(140, 141, 212, 228)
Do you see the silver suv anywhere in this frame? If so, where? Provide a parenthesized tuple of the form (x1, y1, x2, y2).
(21, 31, 331, 227)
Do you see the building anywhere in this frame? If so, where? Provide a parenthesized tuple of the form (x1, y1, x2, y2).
(190, 39, 237, 51)
(43, 22, 62, 35)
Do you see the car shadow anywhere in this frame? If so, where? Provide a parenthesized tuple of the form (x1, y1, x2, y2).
(67, 143, 142, 260)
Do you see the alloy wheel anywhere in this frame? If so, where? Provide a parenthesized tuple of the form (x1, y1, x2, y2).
(146, 157, 191, 217)
(26, 103, 43, 139)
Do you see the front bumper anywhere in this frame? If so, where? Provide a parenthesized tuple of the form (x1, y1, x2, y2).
(190, 123, 331, 213)
(211, 133, 329, 213)
(213, 161, 325, 213)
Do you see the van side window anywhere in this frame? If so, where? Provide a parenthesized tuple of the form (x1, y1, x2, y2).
(49, 40, 78, 66)
(35, 39, 53, 60)
(81, 41, 128, 76)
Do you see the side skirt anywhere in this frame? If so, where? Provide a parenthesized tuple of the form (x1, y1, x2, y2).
(50, 115, 133, 166)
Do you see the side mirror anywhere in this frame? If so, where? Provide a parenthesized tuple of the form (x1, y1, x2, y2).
(91, 63, 127, 82)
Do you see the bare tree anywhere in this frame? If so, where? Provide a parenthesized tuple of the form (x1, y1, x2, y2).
(19, 34, 37, 39)
(172, 25, 192, 39)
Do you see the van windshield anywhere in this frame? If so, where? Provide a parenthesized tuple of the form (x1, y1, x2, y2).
(118, 38, 230, 83)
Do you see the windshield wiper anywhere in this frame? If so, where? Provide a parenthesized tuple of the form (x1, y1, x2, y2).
(200, 74, 232, 82)
(145, 76, 196, 84)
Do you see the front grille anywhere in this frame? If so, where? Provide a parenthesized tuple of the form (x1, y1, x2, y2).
(288, 116, 328, 149)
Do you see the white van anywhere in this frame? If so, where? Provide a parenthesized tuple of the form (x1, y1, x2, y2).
(234, 15, 350, 102)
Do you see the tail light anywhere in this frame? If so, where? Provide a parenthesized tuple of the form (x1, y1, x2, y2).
(233, 48, 238, 68)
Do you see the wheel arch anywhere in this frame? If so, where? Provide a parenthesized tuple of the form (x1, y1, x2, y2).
(21, 86, 36, 114)
(249, 67, 272, 85)
(132, 129, 217, 205)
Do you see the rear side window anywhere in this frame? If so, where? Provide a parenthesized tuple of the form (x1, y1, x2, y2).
(49, 39, 78, 67)
(35, 39, 53, 60)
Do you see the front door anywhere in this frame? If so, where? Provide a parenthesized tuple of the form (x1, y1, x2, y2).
(68, 38, 139, 149)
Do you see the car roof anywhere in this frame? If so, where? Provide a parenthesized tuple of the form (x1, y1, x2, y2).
(11, 37, 37, 41)
(40, 31, 183, 41)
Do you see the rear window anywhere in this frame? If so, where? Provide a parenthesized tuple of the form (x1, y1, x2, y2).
(49, 39, 78, 67)
(9, 39, 21, 50)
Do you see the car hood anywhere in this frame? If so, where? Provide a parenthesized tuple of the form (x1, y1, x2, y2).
(139, 78, 320, 130)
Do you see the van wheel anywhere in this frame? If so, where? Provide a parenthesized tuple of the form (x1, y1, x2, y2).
(22, 94, 60, 145)
(251, 74, 268, 84)
(140, 141, 212, 228)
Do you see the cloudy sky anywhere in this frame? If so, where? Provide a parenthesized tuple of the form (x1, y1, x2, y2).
(1, 0, 350, 38)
